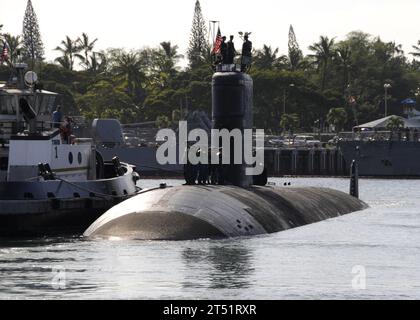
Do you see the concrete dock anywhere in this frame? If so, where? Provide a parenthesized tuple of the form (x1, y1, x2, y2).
(264, 147, 347, 176)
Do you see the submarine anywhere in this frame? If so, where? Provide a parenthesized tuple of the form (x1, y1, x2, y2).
(84, 65, 367, 240)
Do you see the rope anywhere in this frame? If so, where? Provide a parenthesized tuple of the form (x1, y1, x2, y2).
(23, 175, 141, 200)
(136, 164, 184, 174)
(54, 176, 141, 199)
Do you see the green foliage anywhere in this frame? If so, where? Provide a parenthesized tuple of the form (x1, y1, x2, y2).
(54, 36, 80, 71)
(156, 115, 171, 129)
(253, 45, 287, 70)
(288, 25, 303, 71)
(280, 113, 299, 132)
(187, 0, 209, 69)
(2, 34, 22, 67)
(308, 36, 336, 91)
(386, 116, 405, 130)
(76, 80, 137, 123)
(327, 107, 348, 132)
(2, 2, 419, 133)
(22, 0, 44, 65)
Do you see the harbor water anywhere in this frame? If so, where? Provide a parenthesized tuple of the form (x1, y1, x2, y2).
(0, 178, 419, 300)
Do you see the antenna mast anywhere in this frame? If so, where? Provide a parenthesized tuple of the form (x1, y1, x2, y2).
(209, 20, 220, 47)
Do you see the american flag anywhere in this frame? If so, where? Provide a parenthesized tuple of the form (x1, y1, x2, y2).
(0, 41, 9, 64)
(212, 27, 222, 54)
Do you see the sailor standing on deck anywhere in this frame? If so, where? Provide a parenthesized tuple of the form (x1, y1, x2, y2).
(52, 106, 62, 128)
(227, 35, 237, 64)
(220, 37, 228, 64)
(241, 34, 252, 72)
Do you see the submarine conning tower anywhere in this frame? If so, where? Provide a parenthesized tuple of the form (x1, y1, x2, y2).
(83, 64, 367, 241)
(212, 71, 254, 187)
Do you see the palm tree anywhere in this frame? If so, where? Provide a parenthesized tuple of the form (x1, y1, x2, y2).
(89, 51, 107, 74)
(54, 55, 71, 70)
(386, 116, 404, 131)
(309, 36, 336, 91)
(157, 41, 183, 74)
(75, 32, 98, 69)
(111, 50, 146, 99)
(335, 44, 352, 96)
(253, 45, 287, 70)
(390, 41, 404, 56)
(410, 40, 420, 58)
(3, 34, 22, 66)
(327, 107, 348, 132)
(54, 36, 80, 70)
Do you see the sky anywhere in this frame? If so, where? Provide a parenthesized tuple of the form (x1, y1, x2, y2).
(1, 0, 419, 67)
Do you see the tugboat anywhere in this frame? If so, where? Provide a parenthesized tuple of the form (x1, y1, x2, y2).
(0, 63, 140, 237)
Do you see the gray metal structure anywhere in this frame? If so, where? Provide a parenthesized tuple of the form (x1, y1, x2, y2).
(338, 139, 420, 177)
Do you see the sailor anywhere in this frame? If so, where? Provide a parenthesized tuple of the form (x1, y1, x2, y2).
(60, 116, 72, 144)
(184, 146, 197, 185)
(52, 106, 62, 128)
(216, 148, 225, 185)
(226, 35, 236, 64)
(197, 148, 209, 185)
(241, 34, 252, 72)
(220, 37, 228, 64)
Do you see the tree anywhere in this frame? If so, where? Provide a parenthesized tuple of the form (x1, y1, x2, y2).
(327, 107, 348, 132)
(335, 44, 351, 96)
(54, 36, 80, 70)
(75, 33, 98, 70)
(110, 49, 146, 101)
(156, 115, 171, 129)
(288, 25, 303, 71)
(410, 40, 420, 58)
(280, 113, 299, 132)
(2, 34, 22, 67)
(89, 51, 107, 75)
(21, 0, 44, 66)
(158, 41, 183, 74)
(309, 36, 336, 91)
(386, 116, 404, 131)
(253, 45, 287, 70)
(76, 80, 136, 122)
(187, 0, 209, 69)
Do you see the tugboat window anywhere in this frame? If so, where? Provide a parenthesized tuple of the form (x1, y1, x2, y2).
(78, 152, 82, 164)
(68, 152, 73, 164)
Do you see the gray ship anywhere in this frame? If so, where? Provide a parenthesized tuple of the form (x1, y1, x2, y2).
(0, 64, 140, 237)
(338, 102, 420, 177)
(90, 112, 212, 176)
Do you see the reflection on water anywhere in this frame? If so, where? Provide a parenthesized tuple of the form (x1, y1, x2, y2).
(182, 243, 255, 289)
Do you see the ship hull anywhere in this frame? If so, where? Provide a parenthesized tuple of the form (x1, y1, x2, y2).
(0, 164, 139, 237)
(338, 141, 420, 177)
(97, 146, 183, 176)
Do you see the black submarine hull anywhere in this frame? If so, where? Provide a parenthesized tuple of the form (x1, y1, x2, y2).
(84, 185, 367, 240)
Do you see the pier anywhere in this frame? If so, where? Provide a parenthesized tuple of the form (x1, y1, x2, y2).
(264, 147, 347, 176)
